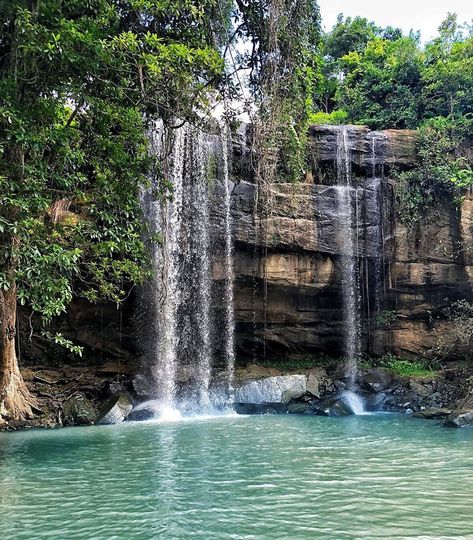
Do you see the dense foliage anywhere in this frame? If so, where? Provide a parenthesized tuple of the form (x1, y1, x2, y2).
(232, 0, 321, 182)
(0, 0, 228, 418)
(0, 0, 224, 346)
(312, 12, 473, 223)
(317, 13, 473, 132)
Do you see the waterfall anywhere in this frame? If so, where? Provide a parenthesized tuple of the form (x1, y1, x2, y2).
(147, 125, 185, 414)
(182, 128, 213, 410)
(220, 127, 236, 402)
(141, 122, 235, 418)
(366, 132, 388, 334)
(335, 127, 361, 385)
(340, 390, 366, 415)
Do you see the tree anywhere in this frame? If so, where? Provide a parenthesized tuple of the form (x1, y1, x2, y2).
(314, 14, 403, 118)
(336, 36, 423, 129)
(0, 0, 224, 421)
(324, 15, 379, 60)
(233, 0, 322, 181)
(422, 14, 473, 124)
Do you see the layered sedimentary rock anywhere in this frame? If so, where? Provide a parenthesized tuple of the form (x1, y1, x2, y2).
(20, 125, 472, 367)
(231, 125, 473, 360)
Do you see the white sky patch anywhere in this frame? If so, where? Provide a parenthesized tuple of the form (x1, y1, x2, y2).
(317, 0, 473, 42)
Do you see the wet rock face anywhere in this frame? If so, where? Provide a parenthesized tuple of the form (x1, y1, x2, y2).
(230, 125, 473, 361)
(308, 125, 418, 172)
(231, 181, 393, 258)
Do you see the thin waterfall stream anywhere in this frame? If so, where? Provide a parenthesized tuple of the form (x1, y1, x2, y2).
(335, 127, 361, 385)
(220, 127, 236, 403)
(333, 126, 388, 411)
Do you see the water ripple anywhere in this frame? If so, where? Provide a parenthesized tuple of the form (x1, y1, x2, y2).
(0, 414, 473, 539)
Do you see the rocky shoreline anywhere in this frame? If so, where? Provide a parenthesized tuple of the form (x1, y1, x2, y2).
(1, 361, 472, 431)
(0, 361, 136, 431)
(233, 363, 473, 427)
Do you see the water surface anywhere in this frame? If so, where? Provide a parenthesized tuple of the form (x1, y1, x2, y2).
(1, 414, 473, 539)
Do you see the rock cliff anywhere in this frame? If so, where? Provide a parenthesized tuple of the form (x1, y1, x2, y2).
(18, 125, 472, 367)
(230, 125, 473, 361)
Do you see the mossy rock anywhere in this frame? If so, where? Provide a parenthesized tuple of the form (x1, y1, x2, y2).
(63, 394, 97, 426)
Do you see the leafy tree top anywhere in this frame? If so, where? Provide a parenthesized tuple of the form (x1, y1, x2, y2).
(0, 0, 225, 351)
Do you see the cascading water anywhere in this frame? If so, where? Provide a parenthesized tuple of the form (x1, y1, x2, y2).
(334, 127, 361, 386)
(180, 128, 213, 410)
(340, 390, 366, 415)
(220, 127, 236, 402)
(146, 125, 185, 417)
(141, 122, 235, 419)
(331, 127, 390, 412)
(365, 132, 389, 340)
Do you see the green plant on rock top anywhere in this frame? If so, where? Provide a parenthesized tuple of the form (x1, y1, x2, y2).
(394, 117, 473, 228)
(308, 109, 349, 125)
(260, 355, 343, 372)
(375, 310, 398, 327)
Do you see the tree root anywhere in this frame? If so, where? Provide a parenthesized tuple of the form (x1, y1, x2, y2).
(0, 367, 37, 421)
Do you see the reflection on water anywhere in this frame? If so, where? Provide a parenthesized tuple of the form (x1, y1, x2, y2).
(1, 414, 473, 539)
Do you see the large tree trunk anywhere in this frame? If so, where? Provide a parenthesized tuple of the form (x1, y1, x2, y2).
(0, 284, 34, 422)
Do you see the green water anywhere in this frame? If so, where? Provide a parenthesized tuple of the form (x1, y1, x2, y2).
(1, 414, 473, 539)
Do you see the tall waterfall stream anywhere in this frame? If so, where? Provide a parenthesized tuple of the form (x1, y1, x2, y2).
(140, 123, 235, 419)
(335, 127, 361, 384)
(333, 127, 388, 396)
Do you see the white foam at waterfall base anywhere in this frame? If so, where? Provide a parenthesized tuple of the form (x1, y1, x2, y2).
(132, 400, 182, 422)
(340, 390, 366, 415)
(131, 399, 238, 424)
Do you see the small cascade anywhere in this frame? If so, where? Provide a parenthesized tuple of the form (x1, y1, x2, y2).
(334, 127, 361, 385)
(141, 122, 235, 418)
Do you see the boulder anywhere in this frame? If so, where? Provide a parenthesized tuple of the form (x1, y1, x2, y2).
(360, 368, 394, 393)
(315, 391, 366, 416)
(234, 403, 288, 415)
(62, 394, 97, 426)
(127, 403, 156, 422)
(306, 372, 321, 398)
(364, 392, 387, 411)
(287, 402, 311, 414)
(315, 396, 353, 417)
(95, 393, 133, 425)
(234, 375, 306, 404)
(413, 408, 453, 420)
(444, 410, 473, 428)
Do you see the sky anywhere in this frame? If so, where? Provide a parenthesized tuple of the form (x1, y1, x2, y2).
(317, 0, 473, 42)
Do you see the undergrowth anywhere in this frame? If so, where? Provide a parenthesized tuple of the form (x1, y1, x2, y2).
(259, 353, 438, 377)
(259, 355, 343, 371)
(375, 354, 438, 377)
